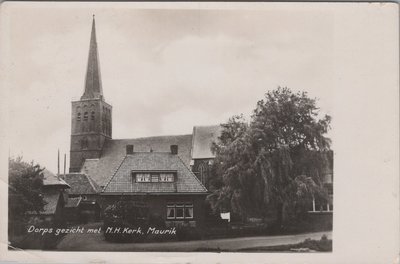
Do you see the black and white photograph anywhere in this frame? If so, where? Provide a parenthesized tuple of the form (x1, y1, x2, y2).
(0, 1, 398, 263)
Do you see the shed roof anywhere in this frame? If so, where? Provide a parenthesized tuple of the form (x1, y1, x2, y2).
(103, 152, 207, 194)
(42, 169, 70, 188)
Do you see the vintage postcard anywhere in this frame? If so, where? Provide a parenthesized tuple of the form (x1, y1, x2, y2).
(0, 1, 398, 263)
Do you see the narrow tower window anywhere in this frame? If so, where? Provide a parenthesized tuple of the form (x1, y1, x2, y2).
(91, 111, 95, 120)
(77, 113, 81, 121)
(84, 112, 88, 121)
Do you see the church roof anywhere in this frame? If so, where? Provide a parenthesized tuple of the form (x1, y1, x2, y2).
(81, 135, 193, 187)
(63, 173, 100, 195)
(103, 152, 207, 194)
(81, 16, 103, 100)
(191, 125, 222, 159)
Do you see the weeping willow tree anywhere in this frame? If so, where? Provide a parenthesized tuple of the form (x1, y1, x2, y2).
(207, 87, 332, 226)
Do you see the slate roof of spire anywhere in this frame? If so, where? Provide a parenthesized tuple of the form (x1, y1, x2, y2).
(81, 16, 103, 100)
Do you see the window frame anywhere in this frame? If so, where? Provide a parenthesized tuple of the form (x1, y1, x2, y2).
(132, 171, 177, 183)
(167, 202, 194, 220)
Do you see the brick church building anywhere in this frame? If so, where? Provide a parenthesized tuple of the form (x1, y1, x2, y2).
(64, 17, 219, 227)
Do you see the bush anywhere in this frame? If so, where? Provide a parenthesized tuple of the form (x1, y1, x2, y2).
(103, 201, 149, 243)
(297, 237, 332, 252)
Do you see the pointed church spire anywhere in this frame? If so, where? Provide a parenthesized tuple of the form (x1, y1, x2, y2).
(81, 15, 103, 100)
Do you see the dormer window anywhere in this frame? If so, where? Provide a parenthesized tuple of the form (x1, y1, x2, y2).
(160, 173, 174, 182)
(151, 174, 159, 182)
(136, 173, 151, 182)
(133, 171, 176, 183)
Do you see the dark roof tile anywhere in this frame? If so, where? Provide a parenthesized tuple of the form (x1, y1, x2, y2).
(63, 173, 100, 195)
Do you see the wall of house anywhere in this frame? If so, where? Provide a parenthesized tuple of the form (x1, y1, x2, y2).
(99, 194, 207, 227)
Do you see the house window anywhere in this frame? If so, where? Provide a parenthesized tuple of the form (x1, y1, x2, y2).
(133, 172, 175, 183)
(167, 203, 193, 220)
(198, 163, 206, 185)
(159, 173, 174, 182)
(136, 173, 151, 182)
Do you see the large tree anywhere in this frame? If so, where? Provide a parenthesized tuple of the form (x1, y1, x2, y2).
(208, 87, 332, 226)
(8, 157, 45, 235)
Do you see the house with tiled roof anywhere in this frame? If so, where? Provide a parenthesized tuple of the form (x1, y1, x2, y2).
(100, 148, 208, 226)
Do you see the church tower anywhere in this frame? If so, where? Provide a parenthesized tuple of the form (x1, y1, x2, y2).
(69, 16, 112, 172)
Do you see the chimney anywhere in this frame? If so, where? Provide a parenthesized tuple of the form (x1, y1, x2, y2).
(126, 145, 134, 155)
(170, 145, 178, 155)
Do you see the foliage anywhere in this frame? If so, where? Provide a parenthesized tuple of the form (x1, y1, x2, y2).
(103, 201, 149, 242)
(207, 87, 332, 226)
(8, 156, 45, 235)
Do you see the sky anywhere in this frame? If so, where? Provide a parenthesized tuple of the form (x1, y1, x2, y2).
(1, 3, 334, 173)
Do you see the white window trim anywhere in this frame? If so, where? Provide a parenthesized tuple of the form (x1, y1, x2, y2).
(167, 203, 194, 220)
